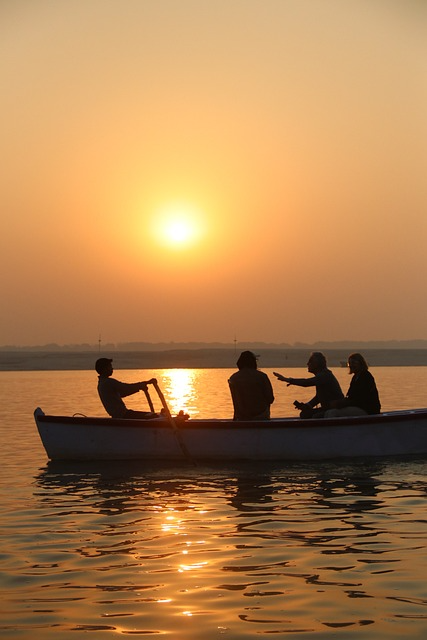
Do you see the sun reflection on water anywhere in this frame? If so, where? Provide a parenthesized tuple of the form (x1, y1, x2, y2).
(179, 561, 208, 573)
(161, 512, 184, 534)
(161, 369, 199, 416)
(159, 506, 210, 583)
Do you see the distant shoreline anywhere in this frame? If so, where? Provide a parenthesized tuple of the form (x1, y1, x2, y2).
(1, 348, 427, 371)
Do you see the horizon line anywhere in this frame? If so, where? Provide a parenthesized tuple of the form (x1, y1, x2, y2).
(2, 339, 427, 352)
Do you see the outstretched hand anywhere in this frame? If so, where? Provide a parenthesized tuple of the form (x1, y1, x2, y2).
(273, 372, 292, 385)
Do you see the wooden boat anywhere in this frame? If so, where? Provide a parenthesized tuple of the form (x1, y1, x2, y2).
(34, 406, 427, 462)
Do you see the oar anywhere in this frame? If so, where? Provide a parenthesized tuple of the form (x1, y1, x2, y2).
(143, 387, 155, 413)
(152, 380, 194, 464)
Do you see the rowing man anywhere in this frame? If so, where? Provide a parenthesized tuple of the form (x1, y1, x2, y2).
(95, 357, 158, 419)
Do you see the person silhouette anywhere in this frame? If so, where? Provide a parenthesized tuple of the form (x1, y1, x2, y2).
(228, 351, 274, 420)
(325, 352, 381, 417)
(95, 357, 158, 419)
(274, 351, 343, 418)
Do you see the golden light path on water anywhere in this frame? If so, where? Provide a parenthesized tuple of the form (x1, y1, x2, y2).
(157, 478, 211, 620)
(160, 369, 200, 416)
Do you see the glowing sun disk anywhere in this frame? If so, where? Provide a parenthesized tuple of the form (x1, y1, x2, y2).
(165, 219, 193, 244)
(151, 203, 204, 249)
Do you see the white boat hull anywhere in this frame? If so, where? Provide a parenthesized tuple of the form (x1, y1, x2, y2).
(34, 408, 427, 462)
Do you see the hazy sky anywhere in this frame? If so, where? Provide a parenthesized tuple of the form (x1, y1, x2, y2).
(1, 0, 426, 346)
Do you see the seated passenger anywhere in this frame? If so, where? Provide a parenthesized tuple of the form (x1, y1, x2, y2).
(228, 351, 274, 420)
(325, 352, 381, 417)
(274, 351, 344, 418)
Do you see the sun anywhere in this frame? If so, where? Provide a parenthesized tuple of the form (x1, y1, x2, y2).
(164, 219, 194, 245)
(151, 203, 203, 249)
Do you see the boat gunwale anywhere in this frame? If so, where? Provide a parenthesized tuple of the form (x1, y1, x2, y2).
(35, 408, 427, 430)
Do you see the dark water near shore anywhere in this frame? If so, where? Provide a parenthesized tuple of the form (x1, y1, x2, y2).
(1, 367, 427, 638)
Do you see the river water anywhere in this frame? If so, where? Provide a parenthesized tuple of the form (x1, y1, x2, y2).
(1, 367, 427, 638)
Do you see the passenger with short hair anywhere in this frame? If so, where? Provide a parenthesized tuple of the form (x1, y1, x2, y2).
(274, 351, 344, 418)
(95, 357, 158, 419)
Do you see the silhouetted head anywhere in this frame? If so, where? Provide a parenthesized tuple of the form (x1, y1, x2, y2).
(347, 352, 369, 373)
(307, 352, 327, 373)
(95, 357, 113, 375)
(237, 351, 258, 370)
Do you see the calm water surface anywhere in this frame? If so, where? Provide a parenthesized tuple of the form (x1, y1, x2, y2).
(1, 367, 427, 639)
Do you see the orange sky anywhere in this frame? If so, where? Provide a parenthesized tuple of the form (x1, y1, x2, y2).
(1, 0, 426, 346)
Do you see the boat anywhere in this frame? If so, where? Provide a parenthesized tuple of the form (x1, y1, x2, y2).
(34, 406, 427, 462)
